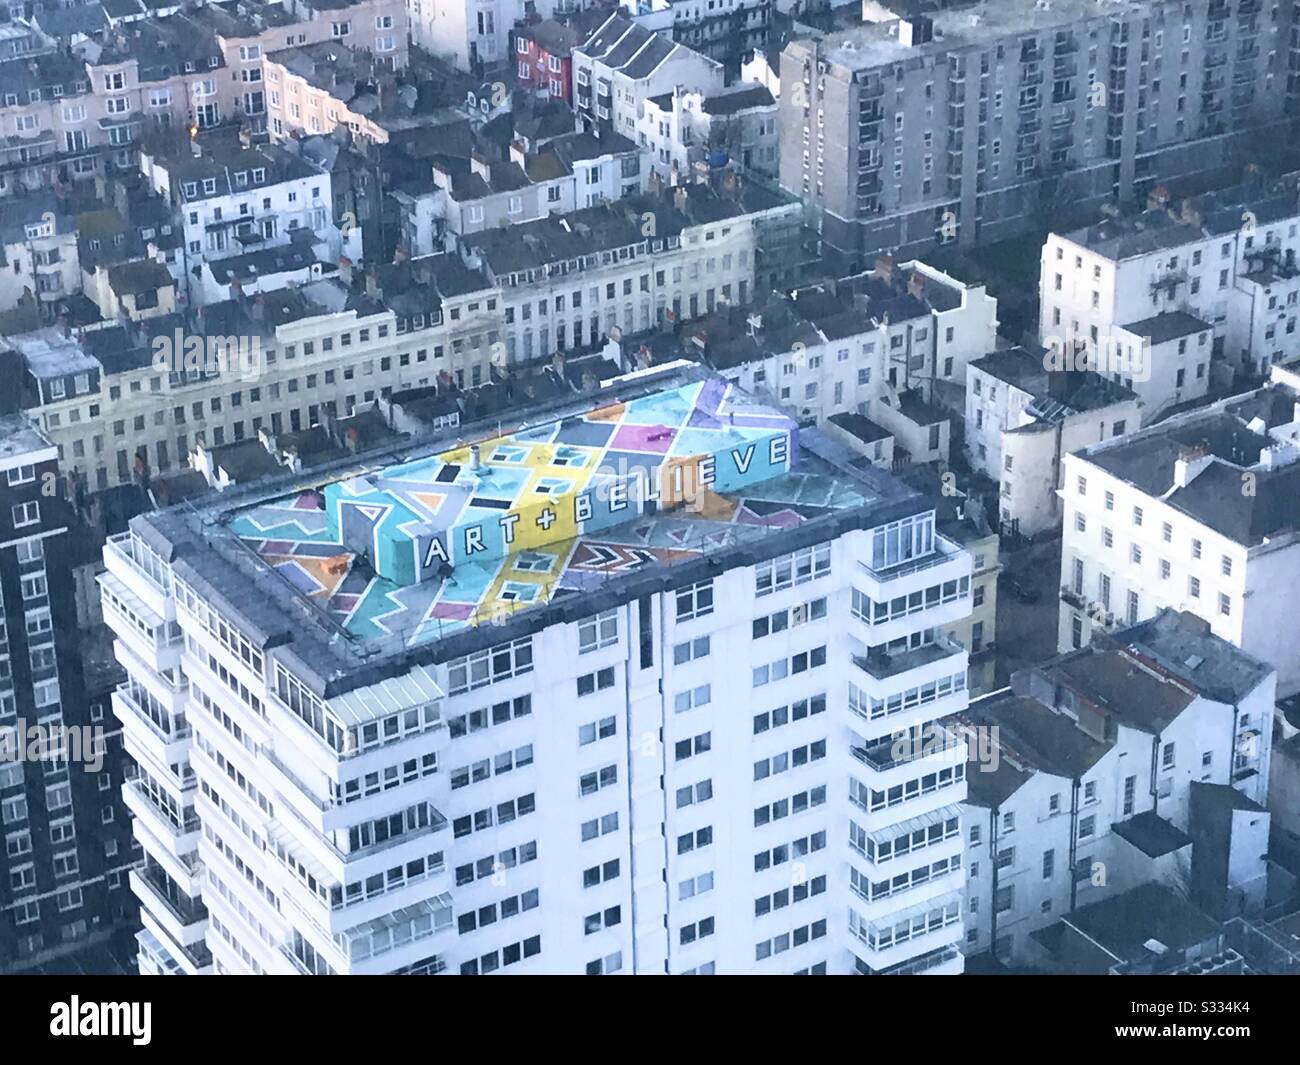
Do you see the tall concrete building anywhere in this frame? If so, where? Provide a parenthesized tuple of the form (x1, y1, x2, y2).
(0, 416, 130, 972)
(101, 366, 975, 975)
(779, 0, 1296, 273)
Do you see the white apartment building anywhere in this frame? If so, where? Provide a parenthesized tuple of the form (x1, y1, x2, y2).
(410, 0, 580, 72)
(1057, 372, 1300, 697)
(966, 348, 1140, 536)
(100, 366, 974, 975)
(394, 130, 644, 252)
(1040, 180, 1300, 390)
(573, 13, 723, 142)
(461, 178, 802, 365)
(138, 137, 345, 306)
(680, 258, 998, 430)
(2, 254, 501, 491)
(0, 192, 81, 317)
(637, 83, 778, 181)
(962, 609, 1274, 965)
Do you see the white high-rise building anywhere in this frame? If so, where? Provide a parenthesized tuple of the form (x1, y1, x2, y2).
(101, 366, 973, 975)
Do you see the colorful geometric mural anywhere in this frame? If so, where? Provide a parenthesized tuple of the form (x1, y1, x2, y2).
(225, 381, 866, 648)
(321, 378, 797, 585)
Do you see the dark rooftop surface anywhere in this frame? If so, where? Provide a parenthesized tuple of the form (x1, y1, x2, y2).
(1120, 310, 1212, 345)
(1112, 811, 1193, 858)
(963, 693, 1112, 788)
(1116, 609, 1273, 706)
(828, 412, 890, 444)
(1033, 882, 1220, 973)
(1080, 384, 1300, 546)
(702, 84, 776, 116)
(1038, 644, 1195, 734)
(1063, 181, 1300, 261)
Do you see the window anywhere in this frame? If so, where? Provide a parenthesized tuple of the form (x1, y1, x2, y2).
(755, 544, 831, 596)
(578, 610, 618, 654)
(579, 716, 616, 746)
(673, 635, 710, 665)
(447, 638, 533, 695)
(678, 871, 714, 900)
(584, 906, 622, 935)
(579, 764, 617, 797)
(675, 779, 713, 808)
(674, 685, 711, 713)
(675, 580, 714, 621)
(676, 826, 713, 854)
(675, 732, 712, 761)
(576, 668, 615, 697)
(1078, 815, 1096, 840)
(11, 501, 38, 528)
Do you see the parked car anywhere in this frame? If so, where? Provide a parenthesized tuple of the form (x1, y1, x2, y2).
(1000, 573, 1041, 604)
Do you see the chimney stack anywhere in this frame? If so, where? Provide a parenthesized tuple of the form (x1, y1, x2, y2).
(1172, 444, 1213, 489)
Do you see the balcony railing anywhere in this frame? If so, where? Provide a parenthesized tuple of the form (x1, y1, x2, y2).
(852, 724, 964, 773)
(852, 633, 964, 682)
(859, 534, 965, 583)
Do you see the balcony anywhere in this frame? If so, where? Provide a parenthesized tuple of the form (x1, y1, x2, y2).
(850, 633, 968, 704)
(858, 944, 963, 975)
(99, 571, 182, 674)
(130, 866, 208, 949)
(135, 927, 185, 976)
(850, 859, 964, 923)
(1060, 585, 1087, 610)
(139, 908, 213, 975)
(104, 531, 173, 620)
(123, 778, 200, 858)
(852, 723, 965, 774)
(113, 683, 190, 769)
(857, 534, 970, 599)
(343, 894, 454, 975)
(851, 891, 963, 972)
(852, 805, 963, 868)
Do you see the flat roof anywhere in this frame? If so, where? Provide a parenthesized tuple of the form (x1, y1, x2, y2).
(1112, 811, 1193, 858)
(1119, 310, 1211, 345)
(133, 368, 927, 694)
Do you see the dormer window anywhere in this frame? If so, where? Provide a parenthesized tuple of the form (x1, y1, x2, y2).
(252, 167, 265, 182)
